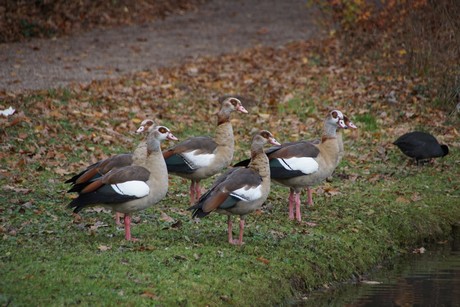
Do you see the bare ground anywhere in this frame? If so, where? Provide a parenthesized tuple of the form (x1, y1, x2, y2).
(0, 0, 321, 94)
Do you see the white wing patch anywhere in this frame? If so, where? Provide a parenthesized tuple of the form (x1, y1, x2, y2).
(277, 157, 319, 175)
(112, 181, 150, 198)
(230, 185, 262, 202)
(182, 150, 215, 169)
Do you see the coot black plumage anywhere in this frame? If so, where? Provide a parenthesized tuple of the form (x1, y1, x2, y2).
(393, 131, 449, 162)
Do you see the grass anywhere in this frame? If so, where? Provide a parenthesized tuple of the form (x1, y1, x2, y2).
(1, 122, 458, 305)
(277, 95, 316, 121)
(354, 113, 378, 132)
(1, 41, 460, 305)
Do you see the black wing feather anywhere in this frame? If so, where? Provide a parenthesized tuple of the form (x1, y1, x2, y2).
(67, 185, 140, 213)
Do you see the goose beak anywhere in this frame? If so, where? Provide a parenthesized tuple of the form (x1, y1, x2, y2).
(338, 119, 347, 129)
(237, 105, 249, 114)
(269, 137, 281, 146)
(167, 133, 179, 141)
(347, 121, 357, 129)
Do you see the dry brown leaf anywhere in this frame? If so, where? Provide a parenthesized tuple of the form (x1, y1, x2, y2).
(55, 167, 71, 176)
(411, 193, 422, 202)
(256, 256, 270, 265)
(3, 185, 32, 194)
(396, 196, 410, 204)
(98, 245, 111, 252)
(141, 291, 158, 299)
(160, 212, 174, 223)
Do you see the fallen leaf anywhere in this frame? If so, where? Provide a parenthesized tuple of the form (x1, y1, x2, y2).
(411, 193, 422, 202)
(368, 174, 381, 183)
(98, 245, 111, 251)
(2, 185, 32, 194)
(141, 291, 158, 299)
(135, 245, 155, 251)
(324, 186, 341, 197)
(87, 207, 111, 213)
(160, 212, 174, 223)
(398, 49, 407, 56)
(72, 213, 82, 223)
(89, 221, 109, 230)
(55, 167, 71, 176)
(256, 256, 270, 265)
(396, 196, 410, 204)
(258, 113, 271, 120)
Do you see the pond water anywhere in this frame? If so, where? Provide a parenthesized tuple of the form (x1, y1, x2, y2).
(293, 240, 460, 306)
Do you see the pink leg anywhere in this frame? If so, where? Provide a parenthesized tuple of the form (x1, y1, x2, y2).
(295, 191, 302, 222)
(115, 212, 122, 226)
(123, 214, 139, 241)
(228, 216, 244, 245)
(237, 218, 245, 245)
(227, 216, 233, 244)
(306, 187, 314, 206)
(288, 189, 295, 220)
(195, 180, 202, 200)
(124, 214, 132, 241)
(189, 181, 196, 204)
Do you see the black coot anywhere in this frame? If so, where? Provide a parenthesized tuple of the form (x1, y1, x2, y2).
(393, 131, 449, 162)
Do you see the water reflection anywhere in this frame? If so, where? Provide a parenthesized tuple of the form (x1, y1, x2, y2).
(296, 242, 460, 306)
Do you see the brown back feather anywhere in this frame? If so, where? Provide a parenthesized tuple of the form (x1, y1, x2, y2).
(81, 179, 104, 194)
(269, 142, 320, 159)
(164, 136, 217, 155)
(75, 167, 101, 185)
(201, 189, 230, 213)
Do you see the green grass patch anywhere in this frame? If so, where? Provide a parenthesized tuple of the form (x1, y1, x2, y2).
(354, 113, 378, 132)
(1, 140, 458, 305)
(277, 95, 316, 120)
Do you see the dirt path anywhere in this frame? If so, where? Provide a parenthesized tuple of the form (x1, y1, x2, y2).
(0, 0, 321, 93)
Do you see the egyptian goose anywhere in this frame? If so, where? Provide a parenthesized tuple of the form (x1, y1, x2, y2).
(163, 97, 248, 204)
(65, 119, 157, 225)
(67, 125, 178, 241)
(189, 130, 280, 245)
(301, 115, 357, 209)
(235, 110, 348, 222)
(66, 119, 156, 193)
(393, 131, 449, 163)
(269, 110, 348, 222)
